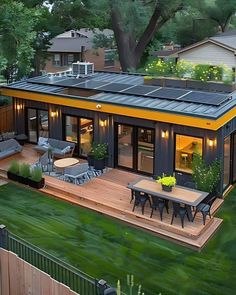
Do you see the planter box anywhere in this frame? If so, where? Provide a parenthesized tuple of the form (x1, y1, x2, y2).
(186, 79, 209, 91)
(144, 77, 163, 86)
(208, 82, 235, 93)
(94, 158, 105, 171)
(162, 184, 172, 192)
(164, 78, 187, 88)
(18, 175, 29, 185)
(7, 171, 19, 182)
(28, 178, 45, 189)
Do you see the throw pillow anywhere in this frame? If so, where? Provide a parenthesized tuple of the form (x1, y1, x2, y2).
(61, 146, 71, 154)
(38, 137, 48, 146)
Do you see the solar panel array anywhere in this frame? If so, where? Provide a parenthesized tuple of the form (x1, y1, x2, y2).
(28, 74, 231, 107)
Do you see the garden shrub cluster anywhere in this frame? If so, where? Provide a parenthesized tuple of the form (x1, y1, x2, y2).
(145, 59, 234, 84)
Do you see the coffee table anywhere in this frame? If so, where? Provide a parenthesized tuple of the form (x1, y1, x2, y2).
(54, 158, 79, 173)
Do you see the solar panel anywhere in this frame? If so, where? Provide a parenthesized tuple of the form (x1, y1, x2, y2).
(180, 91, 230, 106)
(75, 80, 108, 89)
(53, 78, 88, 87)
(98, 83, 132, 92)
(122, 85, 158, 96)
(149, 88, 189, 99)
(29, 76, 65, 84)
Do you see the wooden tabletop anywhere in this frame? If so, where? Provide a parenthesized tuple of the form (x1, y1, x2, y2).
(128, 178, 209, 207)
(54, 158, 79, 169)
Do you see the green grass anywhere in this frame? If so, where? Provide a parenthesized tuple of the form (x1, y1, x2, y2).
(0, 183, 236, 294)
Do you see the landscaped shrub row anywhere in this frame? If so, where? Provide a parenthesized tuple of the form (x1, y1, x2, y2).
(145, 59, 234, 84)
(7, 160, 45, 189)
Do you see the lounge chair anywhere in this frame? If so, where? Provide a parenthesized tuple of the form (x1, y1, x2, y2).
(64, 163, 90, 184)
(0, 139, 23, 160)
(38, 151, 53, 173)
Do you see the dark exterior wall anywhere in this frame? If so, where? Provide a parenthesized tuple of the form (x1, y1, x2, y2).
(14, 98, 226, 193)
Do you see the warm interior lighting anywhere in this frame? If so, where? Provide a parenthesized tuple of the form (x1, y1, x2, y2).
(50, 110, 58, 118)
(16, 104, 23, 110)
(100, 119, 107, 127)
(161, 130, 168, 139)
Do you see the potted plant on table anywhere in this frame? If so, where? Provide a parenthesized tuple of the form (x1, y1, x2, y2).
(157, 174, 176, 192)
(18, 163, 31, 185)
(29, 166, 45, 189)
(7, 160, 20, 181)
(90, 142, 108, 171)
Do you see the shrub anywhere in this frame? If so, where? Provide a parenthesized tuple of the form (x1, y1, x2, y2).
(175, 60, 193, 78)
(8, 160, 20, 175)
(90, 143, 108, 160)
(192, 152, 221, 193)
(193, 64, 212, 82)
(19, 163, 31, 178)
(31, 166, 43, 182)
(145, 59, 175, 76)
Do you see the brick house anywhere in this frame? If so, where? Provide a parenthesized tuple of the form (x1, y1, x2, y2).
(44, 29, 120, 73)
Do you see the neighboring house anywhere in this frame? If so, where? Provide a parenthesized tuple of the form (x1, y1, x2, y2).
(177, 29, 236, 71)
(2, 71, 236, 194)
(44, 29, 120, 73)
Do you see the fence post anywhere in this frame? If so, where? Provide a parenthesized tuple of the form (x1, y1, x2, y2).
(0, 225, 8, 249)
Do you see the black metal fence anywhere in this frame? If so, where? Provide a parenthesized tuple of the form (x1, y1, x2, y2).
(0, 225, 115, 295)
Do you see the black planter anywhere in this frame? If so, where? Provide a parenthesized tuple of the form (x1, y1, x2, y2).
(162, 184, 172, 192)
(28, 178, 45, 189)
(18, 175, 29, 185)
(7, 171, 19, 182)
(87, 154, 94, 166)
(94, 158, 105, 171)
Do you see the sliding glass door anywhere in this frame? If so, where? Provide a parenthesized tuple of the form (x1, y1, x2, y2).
(64, 115, 93, 157)
(116, 124, 154, 174)
(27, 108, 49, 143)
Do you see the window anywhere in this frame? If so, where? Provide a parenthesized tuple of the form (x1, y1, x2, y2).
(27, 109, 49, 143)
(65, 116, 78, 143)
(223, 136, 231, 188)
(53, 54, 61, 66)
(175, 134, 203, 173)
(67, 54, 74, 65)
(104, 49, 116, 67)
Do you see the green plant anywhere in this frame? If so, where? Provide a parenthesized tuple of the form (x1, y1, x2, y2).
(30, 167, 43, 182)
(117, 275, 145, 295)
(192, 152, 221, 193)
(90, 142, 108, 160)
(145, 59, 175, 77)
(8, 160, 20, 174)
(19, 163, 31, 178)
(175, 60, 193, 78)
(157, 174, 176, 187)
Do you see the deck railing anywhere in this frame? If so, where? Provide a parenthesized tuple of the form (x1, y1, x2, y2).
(0, 225, 113, 295)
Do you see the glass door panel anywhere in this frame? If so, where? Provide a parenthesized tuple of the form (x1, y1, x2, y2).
(117, 124, 133, 169)
(28, 109, 37, 143)
(65, 116, 78, 143)
(137, 128, 154, 174)
(38, 110, 49, 138)
(223, 135, 231, 188)
(80, 118, 93, 157)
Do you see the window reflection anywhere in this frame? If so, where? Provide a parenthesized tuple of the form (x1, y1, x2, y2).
(175, 134, 203, 173)
(80, 118, 93, 157)
(138, 128, 154, 174)
(223, 136, 231, 188)
(65, 116, 78, 143)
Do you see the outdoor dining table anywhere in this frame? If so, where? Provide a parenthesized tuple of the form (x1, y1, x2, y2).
(127, 177, 209, 221)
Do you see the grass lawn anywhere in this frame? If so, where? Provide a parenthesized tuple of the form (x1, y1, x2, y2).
(0, 183, 236, 295)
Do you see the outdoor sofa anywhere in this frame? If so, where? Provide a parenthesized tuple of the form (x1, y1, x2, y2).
(0, 139, 23, 160)
(34, 137, 75, 158)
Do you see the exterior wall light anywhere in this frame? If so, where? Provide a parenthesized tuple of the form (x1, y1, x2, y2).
(208, 139, 216, 147)
(16, 103, 23, 110)
(100, 119, 107, 127)
(161, 130, 168, 139)
(96, 104, 102, 109)
(50, 110, 58, 118)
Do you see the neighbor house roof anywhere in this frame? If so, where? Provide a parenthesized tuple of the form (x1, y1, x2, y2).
(48, 29, 114, 53)
(1, 71, 236, 132)
(177, 29, 236, 55)
(151, 49, 179, 58)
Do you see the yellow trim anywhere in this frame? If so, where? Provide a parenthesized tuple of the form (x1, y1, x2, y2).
(1, 88, 235, 130)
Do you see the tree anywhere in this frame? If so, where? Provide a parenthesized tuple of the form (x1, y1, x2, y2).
(203, 0, 236, 32)
(0, 1, 40, 81)
(111, 0, 196, 71)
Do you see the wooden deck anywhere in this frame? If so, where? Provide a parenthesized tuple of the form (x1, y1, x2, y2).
(0, 144, 224, 251)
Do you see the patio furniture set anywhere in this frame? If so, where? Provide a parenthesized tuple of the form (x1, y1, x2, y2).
(0, 139, 23, 160)
(128, 178, 216, 228)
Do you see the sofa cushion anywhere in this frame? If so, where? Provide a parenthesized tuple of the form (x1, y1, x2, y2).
(61, 146, 71, 154)
(48, 138, 59, 148)
(38, 137, 48, 146)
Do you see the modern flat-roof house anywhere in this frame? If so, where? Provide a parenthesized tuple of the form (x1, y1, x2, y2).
(177, 29, 236, 72)
(1, 71, 236, 194)
(44, 29, 120, 73)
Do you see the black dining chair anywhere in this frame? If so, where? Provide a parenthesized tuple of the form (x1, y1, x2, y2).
(171, 202, 190, 228)
(130, 189, 135, 203)
(192, 195, 217, 225)
(132, 190, 150, 215)
(150, 195, 169, 221)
